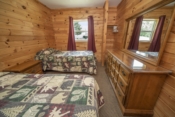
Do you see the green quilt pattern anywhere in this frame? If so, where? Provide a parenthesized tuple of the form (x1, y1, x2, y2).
(35, 50, 97, 74)
(0, 73, 104, 117)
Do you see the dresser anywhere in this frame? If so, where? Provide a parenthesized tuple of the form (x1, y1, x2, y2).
(105, 49, 172, 116)
(3, 60, 43, 74)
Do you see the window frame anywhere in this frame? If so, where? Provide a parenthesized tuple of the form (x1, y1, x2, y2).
(139, 19, 158, 42)
(73, 19, 88, 42)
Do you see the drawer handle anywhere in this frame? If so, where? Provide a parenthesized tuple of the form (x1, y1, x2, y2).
(119, 81, 124, 87)
(122, 70, 126, 76)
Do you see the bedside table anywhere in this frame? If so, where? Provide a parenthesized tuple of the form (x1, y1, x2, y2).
(3, 60, 43, 74)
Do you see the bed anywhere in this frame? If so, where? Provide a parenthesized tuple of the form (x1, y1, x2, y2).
(0, 72, 104, 117)
(35, 48, 97, 74)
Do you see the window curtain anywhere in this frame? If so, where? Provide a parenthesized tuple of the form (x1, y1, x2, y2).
(67, 17, 76, 51)
(128, 16, 143, 50)
(148, 15, 166, 52)
(88, 16, 96, 53)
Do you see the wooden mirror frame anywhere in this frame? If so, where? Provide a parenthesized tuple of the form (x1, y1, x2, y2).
(122, 0, 175, 65)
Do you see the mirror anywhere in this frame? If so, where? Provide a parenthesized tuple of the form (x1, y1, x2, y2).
(124, 1, 175, 65)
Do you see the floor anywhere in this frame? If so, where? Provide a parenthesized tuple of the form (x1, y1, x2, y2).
(46, 62, 138, 117)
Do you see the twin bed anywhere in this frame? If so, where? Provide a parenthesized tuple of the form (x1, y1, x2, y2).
(0, 72, 104, 117)
(35, 48, 97, 74)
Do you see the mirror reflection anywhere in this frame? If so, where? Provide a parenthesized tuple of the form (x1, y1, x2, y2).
(132, 60, 146, 69)
(125, 2, 175, 59)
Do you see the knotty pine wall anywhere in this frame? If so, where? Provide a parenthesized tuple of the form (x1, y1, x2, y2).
(106, 27, 117, 50)
(156, 11, 175, 117)
(0, 0, 55, 71)
(106, 7, 117, 52)
(108, 7, 117, 25)
(115, 0, 175, 116)
(51, 7, 117, 62)
(51, 7, 103, 61)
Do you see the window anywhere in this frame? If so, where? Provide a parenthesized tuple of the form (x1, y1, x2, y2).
(73, 20, 88, 41)
(139, 19, 157, 41)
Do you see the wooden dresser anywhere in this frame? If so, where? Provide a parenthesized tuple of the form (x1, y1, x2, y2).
(105, 49, 172, 116)
(3, 60, 43, 74)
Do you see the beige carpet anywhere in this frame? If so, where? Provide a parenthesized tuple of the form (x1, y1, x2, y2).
(46, 62, 139, 117)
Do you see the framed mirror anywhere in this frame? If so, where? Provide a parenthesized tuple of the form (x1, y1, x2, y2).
(123, 1, 175, 65)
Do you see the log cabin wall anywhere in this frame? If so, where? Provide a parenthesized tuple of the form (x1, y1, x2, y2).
(115, 0, 175, 116)
(51, 7, 117, 62)
(108, 7, 117, 25)
(106, 7, 117, 53)
(51, 7, 104, 62)
(155, 10, 175, 117)
(0, 0, 55, 71)
(106, 27, 116, 50)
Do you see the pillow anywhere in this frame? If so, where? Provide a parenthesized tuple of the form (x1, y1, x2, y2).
(36, 48, 61, 57)
(43, 50, 51, 55)
(44, 48, 56, 54)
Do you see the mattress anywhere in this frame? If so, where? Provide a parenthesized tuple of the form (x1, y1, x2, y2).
(0, 72, 104, 117)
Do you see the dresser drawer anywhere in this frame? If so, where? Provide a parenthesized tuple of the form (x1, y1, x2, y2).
(114, 70, 118, 81)
(111, 70, 115, 81)
(112, 65, 115, 74)
(113, 76, 117, 87)
(23, 63, 42, 73)
(115, 60, 120, 71)
(112, 57, 116, 65)
(119, 65, 131, 83)
(118, 75, 128, 94)
(111, 57, 120, 71)
(116, 83, 125, 104)
(115, 62, 120, 71)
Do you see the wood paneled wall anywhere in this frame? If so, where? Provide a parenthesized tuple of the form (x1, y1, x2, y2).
(155, 8, 175, 117)
(75, 42, 87, 50)
(106, 27, 116, 50)
(0, 0, 55, 71)
(108, 7, 117, 25)
(115, 0, 175, 116)
(51, 7, 104, 61)
(105, 7, 117, 60)
(51, 6, 117, 62)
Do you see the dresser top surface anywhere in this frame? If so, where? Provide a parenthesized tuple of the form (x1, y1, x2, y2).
(107, 49, 172, 74)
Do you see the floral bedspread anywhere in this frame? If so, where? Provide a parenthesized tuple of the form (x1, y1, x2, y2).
(0, 72, 104, 117)
(35, 49, 97, 74)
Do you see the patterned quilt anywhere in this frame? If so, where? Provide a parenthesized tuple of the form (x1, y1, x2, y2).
(0, 72, 104, 117)
(35, 49, 97, 74)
